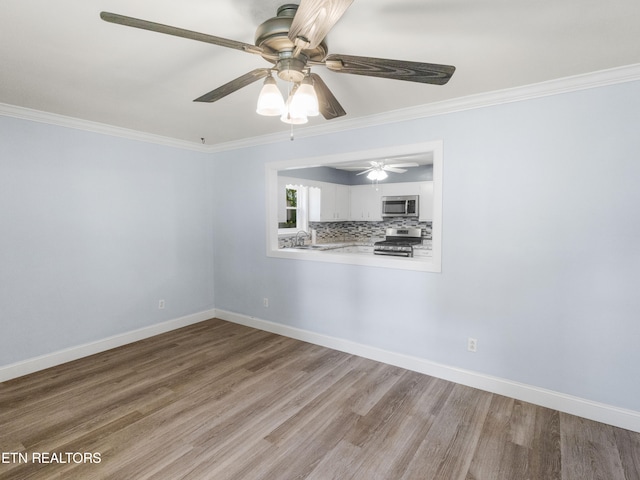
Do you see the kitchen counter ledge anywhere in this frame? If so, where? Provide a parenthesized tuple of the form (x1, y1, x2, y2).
(271, 242, 438, 272)
(280, 242, 432, 257)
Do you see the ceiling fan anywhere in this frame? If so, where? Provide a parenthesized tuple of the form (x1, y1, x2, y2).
(355, 160, 420, 180)
(100, 1, 455, 124)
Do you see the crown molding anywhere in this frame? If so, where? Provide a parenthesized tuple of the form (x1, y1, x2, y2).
(208, 63, 640, 152)
(0, 103, 211, 153)
(2, 63, 639, 154)
(356, 62, 640, 128)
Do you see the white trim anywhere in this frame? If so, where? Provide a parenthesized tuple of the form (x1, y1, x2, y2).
(0, 309, 216, 383)
(2, 64, 640, 153)
(3, 307, 639, 433)
(0, 103, 210, 153)
(207, 63, 640, 152)
(216, 309, 640, 433)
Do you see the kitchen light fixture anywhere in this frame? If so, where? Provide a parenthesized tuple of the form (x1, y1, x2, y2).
(257, 73, 319, 125)
(367, 168, 388, 181)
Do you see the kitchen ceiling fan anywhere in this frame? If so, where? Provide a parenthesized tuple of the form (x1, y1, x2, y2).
(100, 1, 455, 124)
(354, 160, 420, 180)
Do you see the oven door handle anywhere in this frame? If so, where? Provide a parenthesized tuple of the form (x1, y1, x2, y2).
(374, 250, 412, 257)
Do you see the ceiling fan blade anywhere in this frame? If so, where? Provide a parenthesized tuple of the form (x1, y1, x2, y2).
(100, 12, 264, 55)
(383, 166, 407, 173)
(356, 168, 375, 175)
(288, 0, 354, 50)
(193, 69, 271, 103)
(325, 54, 455, 85)
(387, 162, 419, 168)
(310, 73, 346, 120)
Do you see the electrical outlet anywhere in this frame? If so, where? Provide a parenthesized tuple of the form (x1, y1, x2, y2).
(467, 337, 478, 352)
(263, 297, 269, 308)
(158, 299, 165, 309)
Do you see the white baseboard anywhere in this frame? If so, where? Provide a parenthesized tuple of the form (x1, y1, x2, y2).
(216, 309, 640, 433)
(4, 308, 638, 433)
(0, 309, 217, 383)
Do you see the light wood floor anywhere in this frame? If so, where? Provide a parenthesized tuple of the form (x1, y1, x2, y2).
(1, 318, 639, 480)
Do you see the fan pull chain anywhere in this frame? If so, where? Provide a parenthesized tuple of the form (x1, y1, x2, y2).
(287, 73, 295, 141)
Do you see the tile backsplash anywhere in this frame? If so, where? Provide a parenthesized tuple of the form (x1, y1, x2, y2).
(280, 219, 432, 248)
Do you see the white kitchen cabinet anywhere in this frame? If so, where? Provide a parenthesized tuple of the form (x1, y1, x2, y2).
(381, 181, 421, 197)
(308, 186, 321, 221)
(309, 182, 350, 221)
(418, 181, 434, 221)
(349, 185, 382, 221)
(334, 184, 350, 220)
(319, 185, 334, 221)
(310, 180, 433, 222)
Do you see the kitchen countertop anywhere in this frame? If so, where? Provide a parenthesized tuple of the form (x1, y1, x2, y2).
(273, 240, 436, 272)
(281, 241, 368, 251)
(281, 241, 432, 255)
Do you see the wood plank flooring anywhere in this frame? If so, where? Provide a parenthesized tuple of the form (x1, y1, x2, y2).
(1, 318, 639, 479)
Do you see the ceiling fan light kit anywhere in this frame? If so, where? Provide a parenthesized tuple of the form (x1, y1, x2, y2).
(100, 0, 455, 129)
(256, 75, 285, 116)
(257, 72, 320, 124)
(280, 93, 310, 124)
(297, 77, 320, 117)
(367, 169, 388, 181)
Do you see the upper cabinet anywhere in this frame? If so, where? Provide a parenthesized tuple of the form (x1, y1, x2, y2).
(309, 182, 350, 222)
(417, 182, 434, 221)
(350, 185, 383, 221)
(333, 184, 350, 221)
(279, 176, 434, 223)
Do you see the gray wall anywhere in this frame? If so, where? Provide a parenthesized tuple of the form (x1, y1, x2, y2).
(0, 117, 215, 365)
(278, 166, 353, 184)
(280, 164, 433, 184)
(211, 79, 640, 412)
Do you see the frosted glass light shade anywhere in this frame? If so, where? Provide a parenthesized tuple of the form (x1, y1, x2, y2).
(280, 109, 308, 125)
(280, 96, 308, 124)
(367, 169, 388, 181)
(256, 76, 284, 116)
(296, 80, 319, 117)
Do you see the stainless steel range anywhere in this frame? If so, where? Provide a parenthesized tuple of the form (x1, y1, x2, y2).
(374, 227, 423, 257)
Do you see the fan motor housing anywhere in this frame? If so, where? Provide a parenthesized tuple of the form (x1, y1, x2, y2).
(254, 4, 328, 66)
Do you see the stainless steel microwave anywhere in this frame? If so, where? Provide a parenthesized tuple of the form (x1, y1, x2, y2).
(381, 195, 419, 218)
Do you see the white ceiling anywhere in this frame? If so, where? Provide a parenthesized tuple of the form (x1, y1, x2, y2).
(2, 0, 639, 147)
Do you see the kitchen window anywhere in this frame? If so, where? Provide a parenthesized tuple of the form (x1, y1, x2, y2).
(277, 182, 309, 234)
(280, 187, 298, 229)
